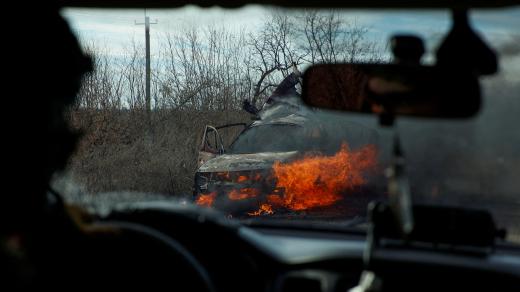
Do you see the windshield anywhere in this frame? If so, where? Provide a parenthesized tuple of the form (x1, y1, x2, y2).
(229, 124, 306, 154)
(58, 6, 520, 243)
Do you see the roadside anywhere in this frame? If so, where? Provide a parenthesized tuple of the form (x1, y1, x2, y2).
(66, 108, 250, 196)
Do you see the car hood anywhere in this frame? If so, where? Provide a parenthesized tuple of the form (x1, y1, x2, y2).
(198, 151, 299, 172)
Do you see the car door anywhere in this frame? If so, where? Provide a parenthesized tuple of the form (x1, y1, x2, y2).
(197, 123, 247, 167)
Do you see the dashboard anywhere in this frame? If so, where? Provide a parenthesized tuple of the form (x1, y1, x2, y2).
(103, 201, 520, 292)
(240, 227, 365, 292)
(244, 227, 520, 291)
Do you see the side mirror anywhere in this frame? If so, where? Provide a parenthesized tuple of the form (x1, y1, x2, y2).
(301, 63, 481, 119)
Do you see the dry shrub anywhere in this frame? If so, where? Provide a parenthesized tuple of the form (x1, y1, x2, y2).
(67, 109, 250, 197)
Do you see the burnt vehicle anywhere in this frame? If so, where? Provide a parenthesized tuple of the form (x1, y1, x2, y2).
(194, 84, 380, 216)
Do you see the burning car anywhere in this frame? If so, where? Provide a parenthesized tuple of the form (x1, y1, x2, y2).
(194, 92, 380, 216)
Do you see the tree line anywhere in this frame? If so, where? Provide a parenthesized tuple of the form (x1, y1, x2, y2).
(75, 11, 381, 112)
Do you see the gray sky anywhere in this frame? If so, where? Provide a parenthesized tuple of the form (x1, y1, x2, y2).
(61, 6, 520, 77)
(62, 5, 269, 56)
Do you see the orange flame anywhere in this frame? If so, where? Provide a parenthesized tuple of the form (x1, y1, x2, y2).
(247, 142, 377, 215)
(197, 142, 377, 217)
(269, 143, 376, 210)
(195, 192, 217, 207)
(228, 188, 259, 200)
(248, 204, 274, 216)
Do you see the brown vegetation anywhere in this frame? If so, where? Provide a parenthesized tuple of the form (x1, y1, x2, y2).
(68, 109, 250, 196)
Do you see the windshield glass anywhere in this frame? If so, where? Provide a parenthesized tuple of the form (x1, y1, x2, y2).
(229, 125, 306, 153)
(58, 6, 520, 243)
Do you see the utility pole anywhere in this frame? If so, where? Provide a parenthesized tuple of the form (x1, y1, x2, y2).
(135, 9, 157, 130)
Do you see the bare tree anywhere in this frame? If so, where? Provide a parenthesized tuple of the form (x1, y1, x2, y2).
(119, 39, 147, 111)
(76, 41, 124, 110)
(246, 13, 306, 106)
(75, 10, 380, 113)
(298, 11, 379, 64)
(245, 11, 380, 108)
(158, 26, 250, 111)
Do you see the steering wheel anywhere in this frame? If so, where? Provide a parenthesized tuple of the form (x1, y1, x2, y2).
(91, 200, 255, 292)
(93, 220, 217, 292)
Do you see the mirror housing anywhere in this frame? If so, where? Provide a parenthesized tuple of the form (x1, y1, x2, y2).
(302, 63, 480, 119)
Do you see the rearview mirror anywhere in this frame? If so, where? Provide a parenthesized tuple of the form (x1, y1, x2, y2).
(301, 63, 480, 119)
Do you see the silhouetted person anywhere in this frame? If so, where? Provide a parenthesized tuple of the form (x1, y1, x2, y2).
(1, 3, 206, 290)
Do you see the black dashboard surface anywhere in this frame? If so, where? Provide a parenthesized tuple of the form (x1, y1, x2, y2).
(105, 202, 520, 292)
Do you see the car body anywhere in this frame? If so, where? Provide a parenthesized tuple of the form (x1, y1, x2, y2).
(193, 95, 380, 215)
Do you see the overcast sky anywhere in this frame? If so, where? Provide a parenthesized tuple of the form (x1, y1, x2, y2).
(61, 5, 520, 77)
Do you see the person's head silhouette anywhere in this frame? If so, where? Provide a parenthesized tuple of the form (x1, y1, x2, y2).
(3, 3, 92, 235)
